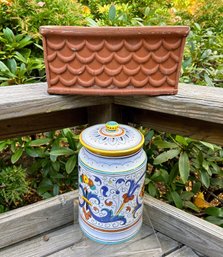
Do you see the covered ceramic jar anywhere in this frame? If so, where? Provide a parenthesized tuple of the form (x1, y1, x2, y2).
(78, 121, 147, 244)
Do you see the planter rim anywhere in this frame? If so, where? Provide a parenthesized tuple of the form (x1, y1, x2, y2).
(40, 26, 190, 37)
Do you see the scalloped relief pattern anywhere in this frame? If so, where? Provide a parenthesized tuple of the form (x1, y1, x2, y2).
(44, 34, 186, 94)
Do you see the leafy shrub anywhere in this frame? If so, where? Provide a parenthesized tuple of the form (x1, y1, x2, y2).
(143, 129, 223, 218)
(0, 0, 86, 39)
(0, 128, 82, 199)
(0, 166, 29, 212)
(0, 28, 44, 85)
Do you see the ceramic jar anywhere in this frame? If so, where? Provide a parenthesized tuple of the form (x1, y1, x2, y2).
(78, 121, 147, 244)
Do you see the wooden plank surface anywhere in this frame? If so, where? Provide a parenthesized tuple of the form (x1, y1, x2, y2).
(0, 83, 112, 120)
(166, 246, 200, 257)
(0, 191, 77, 249)
(144, 195, 223, 257)
(114, 83, 223, 125)
(0, 108, 87, 140)
(121, 106, 223, 146)
(1, 83, 223, 125)
(0, 223, 181, 257)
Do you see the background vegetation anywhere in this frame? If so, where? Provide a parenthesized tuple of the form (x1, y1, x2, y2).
(0, 0, 222, 226)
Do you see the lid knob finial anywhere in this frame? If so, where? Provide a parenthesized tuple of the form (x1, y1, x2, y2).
(105, 121, 119, 132)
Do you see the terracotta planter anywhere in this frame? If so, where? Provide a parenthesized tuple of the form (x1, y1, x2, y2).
(40, 26, 189, 96)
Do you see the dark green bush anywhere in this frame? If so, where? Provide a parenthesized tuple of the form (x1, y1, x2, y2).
(0, 166, 29, 212)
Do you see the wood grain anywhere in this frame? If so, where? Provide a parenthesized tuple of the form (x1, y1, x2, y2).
(166, 246, 200, 257)
(120, 106, 223, 146)
(0, 83, 112, 120)
(0, 223, 180, 257)
(114, 83, 223, 125)
(0, 108, 87, 140)
(0, 191, 77, 249)
(144, 195, 223, 257)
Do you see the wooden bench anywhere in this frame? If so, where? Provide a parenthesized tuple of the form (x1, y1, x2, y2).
(0, 83, 223, 257)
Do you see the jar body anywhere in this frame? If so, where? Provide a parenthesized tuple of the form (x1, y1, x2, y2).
(78, 147, 147, 244)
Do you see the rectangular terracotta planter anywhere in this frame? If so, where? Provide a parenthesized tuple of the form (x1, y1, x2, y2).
(40, 26, 190, 96)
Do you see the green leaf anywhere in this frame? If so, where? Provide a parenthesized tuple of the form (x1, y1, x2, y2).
(0, 141, 7, 151)
(205, 216, 223, 226)
(6, 59, 17, 74)
(50, 148, 74, 156)
(148, 182, 157, 197)
(192, 181, 201, 194)
(184, 201, 200, 212)
(200, 171, 210, 188)
(63, 129, 76, 150)
(0, 61, 10, 72)
(211, 177, 223, 187)
(65, 155, 77, 174)
(168, 163, 178, 185)
(85, 17, 99, 27)
(53, 184, 59, 196)
(144, 130, 154, 146)
(160, 169, 169, 184)
(179, 152, 190, 183)
(180, 191, 194, 201)
(175, 135, 188, 146)
(204, 73, 214, 87)
(154, 149, 180, 165)
(3, 28, 14, 43)
(108, 4, 116, 21)
(52, 161, 60, 172)
(170, 191, 183, 209)
(18, 35, 32, 48)
(200, 141, 215, 151)
(205, 207, 223, 218)
(26, 147, 46, 158)
(29, 138, 51, 146)
(11, 148, 23, 164)
(38, 178, 53, 189)
(153, 139, 178, 149)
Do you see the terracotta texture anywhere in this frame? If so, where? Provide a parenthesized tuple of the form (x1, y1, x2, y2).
(40, 26, 190, 96)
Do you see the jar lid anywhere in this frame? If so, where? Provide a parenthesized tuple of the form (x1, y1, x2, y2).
(80, 121, 144, 157)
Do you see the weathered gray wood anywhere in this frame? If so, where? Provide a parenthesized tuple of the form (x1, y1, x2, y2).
(114, 83, 223, 125)
(88, 103, 123, 125)
(47, 231, 180, 257)
(0, 108, 87, 140)
(166, 246, 200, 257)
(0, 222, 180, 257)
(0, 83, 112, 120)
(0, 224, 82, 257)
(0, 191, 78, 249)
(144, 195, 223, 257)
(120, 106, 223, 146)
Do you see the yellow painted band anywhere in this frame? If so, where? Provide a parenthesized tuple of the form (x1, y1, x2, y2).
(79, 130, 144, 157)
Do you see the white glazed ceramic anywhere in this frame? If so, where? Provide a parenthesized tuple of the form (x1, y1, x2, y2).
(78, 122, 147, 244)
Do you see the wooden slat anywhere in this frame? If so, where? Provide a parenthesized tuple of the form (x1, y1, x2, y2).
(0, 108, 87, 140)
(166, 246, 200, 257)
(144, 196, 223, 257)
(0, 191, 77, 249)
(87, 103, 124, 125)
(114, 84, 223, 125)
(0, 83, 112, 120)
(120, 106, 223, 146)
(0, 224, 180, 257)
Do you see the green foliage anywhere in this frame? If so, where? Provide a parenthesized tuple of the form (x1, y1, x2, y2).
(205, 207, 223, 227)
(0, 166, 29, 212)
(181, 25, 223, 87)
(0, 0, 86, 39)
(0, 28, 44, 85)
(143, 129, 223, 216)
(0, 128, 81, 200)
